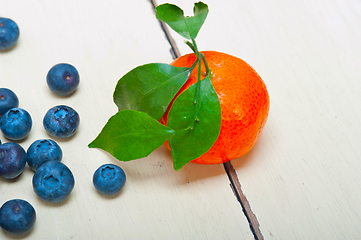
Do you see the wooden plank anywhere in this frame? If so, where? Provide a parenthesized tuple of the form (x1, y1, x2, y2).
(155, 0, 361, 239)
(0, 0, 253, 239)
(149, 1, 263, 238)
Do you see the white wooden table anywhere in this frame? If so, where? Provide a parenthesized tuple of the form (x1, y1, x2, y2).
(1, 0, 360, 239)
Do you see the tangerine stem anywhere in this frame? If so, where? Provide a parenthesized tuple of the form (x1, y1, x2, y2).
(185, 40, 212, 79)
(201, 53, 212, 79)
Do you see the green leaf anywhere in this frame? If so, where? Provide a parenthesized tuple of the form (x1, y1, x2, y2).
(167, 77, 221, 170)
(88, 110, 175, 161)
(156, 2, 209, 40)
(113, 63, 191, 120)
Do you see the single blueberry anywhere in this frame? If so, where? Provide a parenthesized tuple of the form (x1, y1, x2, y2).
(0, 88, 19, 117)
(43, 105, 80, 138)
(0, 108, 32, 141)
(27, 139, 62, 171)
(0, 199, 36, 235)
(0, 142, 27, 179)
(46, 63, 80, 96)
(32, 160, 75, 203)
(93, 164, 126, 195)
(0, 18, 20, 50)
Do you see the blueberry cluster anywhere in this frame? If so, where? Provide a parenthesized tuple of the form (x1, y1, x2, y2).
(0, 87, 78, 235)
(1, 17, 126, 236)
(0, 21, 80, 233)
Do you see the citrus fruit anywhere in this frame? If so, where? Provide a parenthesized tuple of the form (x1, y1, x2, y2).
(160, 51, 270, 165)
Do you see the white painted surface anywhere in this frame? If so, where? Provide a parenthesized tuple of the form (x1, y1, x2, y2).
(3, 0, 361, 239)
(0, 1, 253, 239)
(161, 0, 361, 239)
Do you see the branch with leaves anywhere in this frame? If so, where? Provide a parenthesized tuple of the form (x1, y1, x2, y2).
(88, 2, 221, 171)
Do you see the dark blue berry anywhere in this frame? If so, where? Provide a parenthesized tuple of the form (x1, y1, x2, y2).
(43, 105, 80, 138)
(46, 63, 80, 96)
(27, 139, 62, 171)
(32, 160, 75, 203)
(0, 108, 32, 141)
(0, 18, 20, 50)
(0, 199, 36, 235)
(0, 88, 19, 117)
(0, 142, 27, 179)
(93, 164, 126, 195)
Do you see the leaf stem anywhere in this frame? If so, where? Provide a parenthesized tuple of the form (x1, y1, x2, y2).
(185, 40, 196, 53)
(191, 55, 202, 129)
(182, 18, 212, 130)
(186, 38, 214, 130)
(191, 38, 200, 57)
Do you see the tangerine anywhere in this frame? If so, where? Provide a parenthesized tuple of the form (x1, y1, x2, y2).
(160, 51, 270, 165)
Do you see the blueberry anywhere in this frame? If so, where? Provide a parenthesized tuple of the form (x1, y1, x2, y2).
(27, 139, 62, 171)
(46, 63, 80, 96)
(0, 142, 27, 179)
(93, 164, 126, 195)
(0, 108, 32, 141)
(43, 105, 80, 138)
(0, 199, 36, 235)
(0, 18, 20, 50)
(32, 160, 75, 203)
(0, 88, 19, 117)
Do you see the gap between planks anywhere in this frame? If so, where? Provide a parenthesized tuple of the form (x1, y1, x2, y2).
(149, 1, 263, 239)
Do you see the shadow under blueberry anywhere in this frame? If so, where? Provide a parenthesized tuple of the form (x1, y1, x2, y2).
(94, 186, 126, 200)
(46, 133, 77, 143)
(0, 42, 19, 53)
(49, 88, 79, 99)
(1, 133, 32, 145)
(1, 225, 35, 240)
(0, 168, 25, 184)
